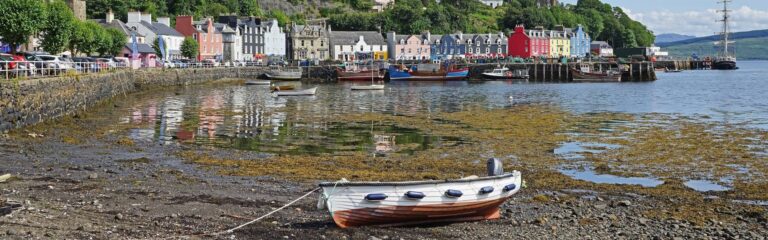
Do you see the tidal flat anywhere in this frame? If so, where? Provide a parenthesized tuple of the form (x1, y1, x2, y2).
(2, 77, 768, 239)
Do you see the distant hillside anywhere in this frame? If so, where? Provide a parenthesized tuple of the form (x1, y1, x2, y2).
(655, 33, 695, 44)
(664, 36, 768, 60)
(657, 29, 768, 47)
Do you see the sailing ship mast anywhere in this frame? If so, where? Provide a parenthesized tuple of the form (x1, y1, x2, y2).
(717, 0, 732, 58)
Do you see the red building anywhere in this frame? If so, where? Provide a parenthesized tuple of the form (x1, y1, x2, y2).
(175, 16, 223, 61)
(507, 25, 549, 58)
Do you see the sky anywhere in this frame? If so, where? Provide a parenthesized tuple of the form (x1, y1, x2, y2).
(559, 0, 768, 36)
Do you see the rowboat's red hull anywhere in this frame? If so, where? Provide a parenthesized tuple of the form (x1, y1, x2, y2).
(330, 197, 507, 228)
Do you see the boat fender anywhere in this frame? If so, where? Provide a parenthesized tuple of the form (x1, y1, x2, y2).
(445, 189, 463, 198)
(365, 193, 388, 201)
(503, 184, 517, 192)
(487, 158, 503, 176)
(479, 186, 494, 194)
(404, 191, 425, 199)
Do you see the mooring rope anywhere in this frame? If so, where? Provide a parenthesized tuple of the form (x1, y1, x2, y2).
(212, 187, 320, 236)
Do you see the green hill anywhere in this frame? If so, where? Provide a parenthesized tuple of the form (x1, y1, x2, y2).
(664, 36, 768, 60)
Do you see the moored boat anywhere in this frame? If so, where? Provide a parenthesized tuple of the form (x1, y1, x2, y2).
(711, 0, 738, 70)
(570, 63, 622, 82)
(481, 67, 529, 80)
(350, 84, 385, 90)
(388, 64, 469, 81)
(336, 67, 385, 81)
(273, 87, 317, 96)
(317, 158, 522, 228)
(265, 66, 303, 80)
(246, 80, 271, 85)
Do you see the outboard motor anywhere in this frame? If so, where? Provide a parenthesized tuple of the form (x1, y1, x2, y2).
(487, 158, 504, 176)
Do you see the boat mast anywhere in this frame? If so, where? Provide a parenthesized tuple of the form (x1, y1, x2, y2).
(717, 0, 732, 57)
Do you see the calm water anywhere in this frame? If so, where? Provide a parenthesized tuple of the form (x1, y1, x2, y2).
(114, 61, 766, 189)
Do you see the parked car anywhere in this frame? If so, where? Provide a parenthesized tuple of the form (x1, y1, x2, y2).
(0, 54, 16, 78)
(37, 55, 71, 74)
(114, 57, 129, 67)
(161, 60, 175, 68)
(172, 59, 188, 68)
(96, 58, 117, 68)
(72, 57, 100, 73)
(201, 59, 219, 67)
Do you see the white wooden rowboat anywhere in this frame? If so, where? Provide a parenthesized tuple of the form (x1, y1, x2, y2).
(273, 87, 317, 96)
(350, 84, 385, 90)
(245, 80, 271, 85)
(317, 158, 522, 228)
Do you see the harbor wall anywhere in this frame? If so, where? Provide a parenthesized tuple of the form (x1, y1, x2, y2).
(0, 67, 266, 132)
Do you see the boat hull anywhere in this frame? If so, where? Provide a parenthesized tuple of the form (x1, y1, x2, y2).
(246, 80, 271, 85)
(273, 87, 317, 96)
(711, 60, 738, 70)
(388, 69, 469, 81)
(481, 73, 529, 80)
(351, 85, 385, 90)
(266, 70, 303, 80)
(319, 171, 521, 228)
(337, 70, 385, 81)
(570, 68, 622, 82)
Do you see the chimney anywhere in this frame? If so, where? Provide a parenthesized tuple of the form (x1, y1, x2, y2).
(141, 13, 152, 23)
(106, 9, 114, 23)
(426, 31, 431, 42)
(127, 11, 141, 23)
(157, 17, 170, 27)
(457, 31, 463, 40)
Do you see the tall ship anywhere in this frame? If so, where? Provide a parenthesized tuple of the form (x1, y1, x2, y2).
(712, 0, 738, 70)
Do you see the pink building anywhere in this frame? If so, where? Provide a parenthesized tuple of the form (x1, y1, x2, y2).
(386, 32, 431, 61)
(121, 43, 157, 68)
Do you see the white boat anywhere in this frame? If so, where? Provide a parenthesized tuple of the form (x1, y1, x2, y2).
(481, 67, 529, 80)
(571, 63, 622, 82)
(350, 84, 385, 91)
(317, 158, 522, 228)
(265, 66, 303, 80)
(273, 87, 317, 96)
(245, 80, 271, 85)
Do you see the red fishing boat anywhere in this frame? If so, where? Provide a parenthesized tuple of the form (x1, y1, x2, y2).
(336, 67, 385, 81)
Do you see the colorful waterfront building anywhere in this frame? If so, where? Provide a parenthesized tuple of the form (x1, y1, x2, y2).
(175, 16, 224, 61)
(329, 31, 387, 61)
(431, 32, 467, 60)
(464, 33, 507, 58)
(386, 31, 432, 61)
(591, 41, 614, 57)
(126, 12, 185, 60)
(287, 22, 330, 61)
(569, 25, 591, 58)
(507, 25, 550, 58)
(548, 27, 570, 58)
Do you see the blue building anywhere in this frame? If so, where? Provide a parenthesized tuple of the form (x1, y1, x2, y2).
(430, 33, 466, 60)
(569, 25, 591, 58)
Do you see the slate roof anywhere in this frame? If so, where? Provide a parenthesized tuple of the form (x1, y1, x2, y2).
(214, 23, 236, 34)
(330, 31, 386, 45)
(91, 19, 145, 37)
(139, 21, 183, 37)
(125, 43, 156, 53)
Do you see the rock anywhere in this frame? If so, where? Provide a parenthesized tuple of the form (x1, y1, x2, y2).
(368, 236, 382, 240)
(88, 173, 98, 179)
(171, 213, 178, 218)
(594, 204, 608, 210)
(607, 214, 618, 221)
(639, 217, 650, 225)
(115, 213, 124, 220)
(6, 229, 17, 236)
(533, 217, 548, 225)
(616, 200, 632, 207)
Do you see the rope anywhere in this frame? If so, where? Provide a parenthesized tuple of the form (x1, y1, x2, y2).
(212, 187, 320, 236)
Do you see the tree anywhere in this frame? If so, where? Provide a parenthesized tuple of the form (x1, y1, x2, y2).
(41, 0, 75, 54)
(90, 22, 111, 56)
(240, 0, 263, 17)
(180, 37, 199, 60)
(152, 37, 164, 59)
(0, 0, 47, 53)
(105, 28, 127, 56)
(69, 20, 95, 56)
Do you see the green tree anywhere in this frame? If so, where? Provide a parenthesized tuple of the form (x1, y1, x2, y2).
(90, 22, 111, 56)
(0, 0, 47, 53)
(180, 37, 199, 60)
(239, 0, 263, 16)
(269, 10, 291, 27)
(152, 37, 163, 59)
(41, 0, 76, 54)
(69, 20, 95, 56)
(105, 28, 127, 56)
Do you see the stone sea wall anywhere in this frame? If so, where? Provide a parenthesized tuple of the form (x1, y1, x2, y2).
(0, 67, 265, 132)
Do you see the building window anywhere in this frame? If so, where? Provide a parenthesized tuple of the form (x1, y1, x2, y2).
(301, 40, 305, 47)
(487, 48, 490, 53)
(320, 41, 324, 47)
(311, 40, 315, 46)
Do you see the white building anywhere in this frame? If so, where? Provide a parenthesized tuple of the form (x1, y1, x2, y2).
(479, 0, 503, 8)
(263, 19, 286, 57)
(126, 12, 185, 59)
(373, 0, 394, 12)
(329, 31, 387, 61)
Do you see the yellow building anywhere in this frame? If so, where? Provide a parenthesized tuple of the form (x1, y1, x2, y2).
(548, 30, 570, 58)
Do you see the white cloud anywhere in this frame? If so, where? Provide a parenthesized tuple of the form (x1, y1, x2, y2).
(627, 6, 768, 36)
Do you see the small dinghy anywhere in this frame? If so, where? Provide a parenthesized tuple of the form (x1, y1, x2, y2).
(246, 80, 271, 85)
(350, 84, 385, 91)
(270, 85, 296, 91)
(273, 87, 317, 96)
(317, 158, 522, 228)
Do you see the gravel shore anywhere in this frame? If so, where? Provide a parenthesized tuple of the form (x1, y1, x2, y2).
(1, 130, 767, 240)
